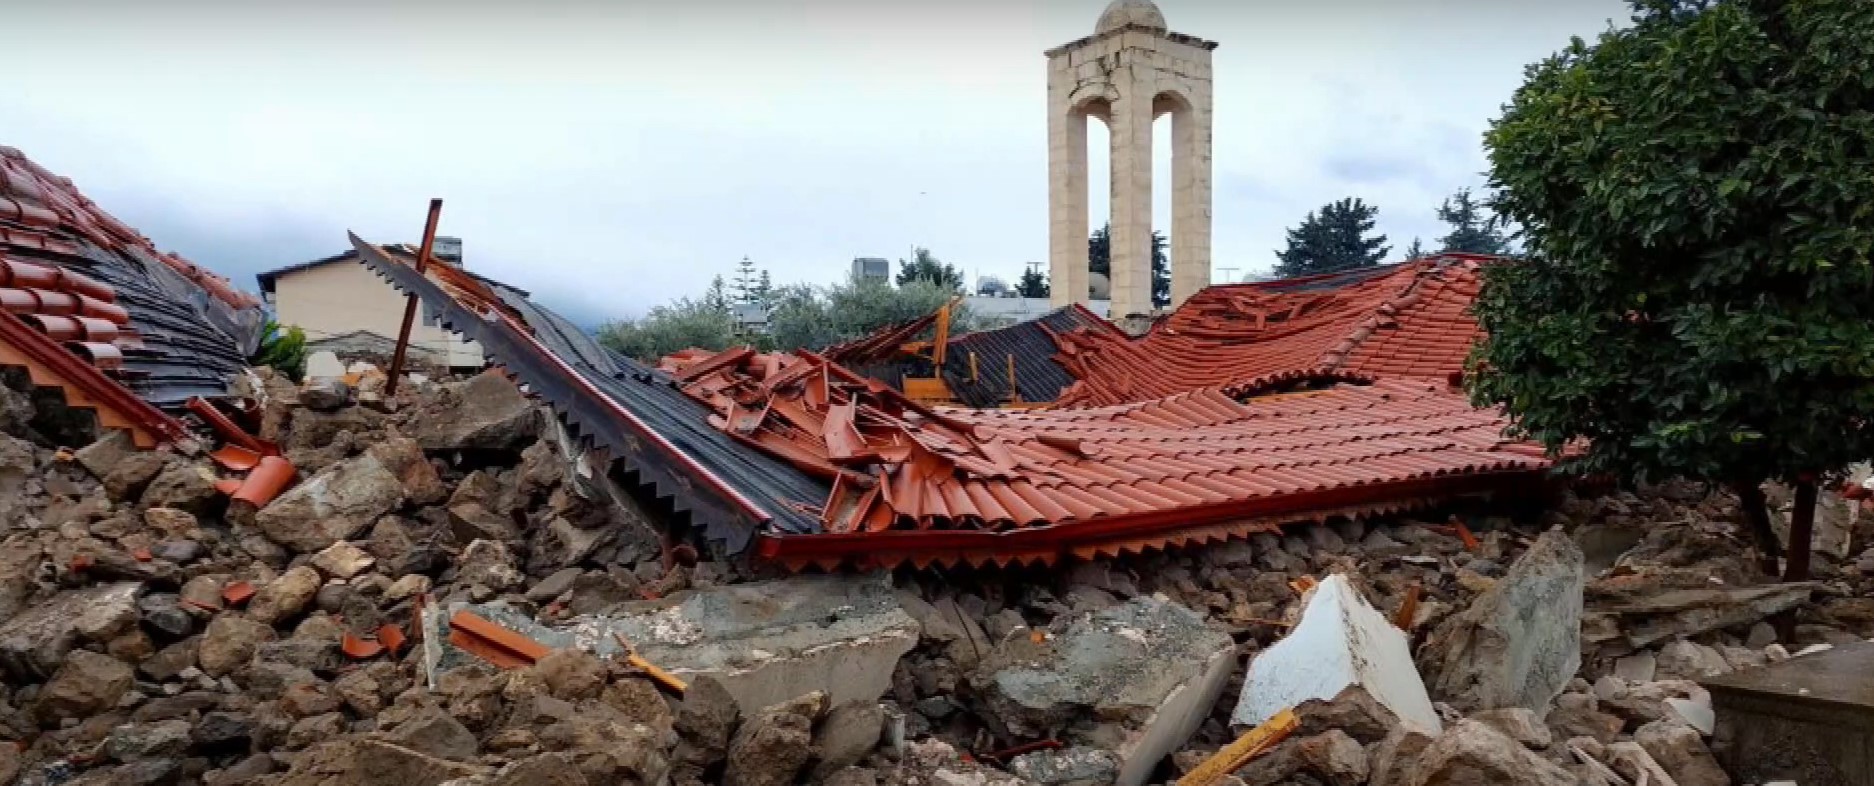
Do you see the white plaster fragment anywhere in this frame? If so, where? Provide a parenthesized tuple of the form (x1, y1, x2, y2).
(1231, 574, 1443, 736)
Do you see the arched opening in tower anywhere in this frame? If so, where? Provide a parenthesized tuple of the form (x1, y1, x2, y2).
(1081, 98, 1114, 303)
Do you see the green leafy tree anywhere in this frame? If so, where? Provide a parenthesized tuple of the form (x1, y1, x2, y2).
(769, 275, 969, 352)
(1468, 0, 1874, 581)
(1435, 188, 1512, 255)
(1273, 198, 1390, 278)
(597, 297, 738, 362)
(250, 319, 308, 382)
(1086, 223, 1170, 305)
(895, 248, 964, 292)
(1016, 267, 1050, 298)
(765, 283, 840, 352)
(1404, 237, 1427, 260)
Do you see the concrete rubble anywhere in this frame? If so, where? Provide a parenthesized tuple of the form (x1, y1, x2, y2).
(1418, 528, 1585, 714)
(0, 352, 1856, 786)
(1231, 574, 1441, 736)
(419, 573, 919, 714)
(970, 595, 1234, 786)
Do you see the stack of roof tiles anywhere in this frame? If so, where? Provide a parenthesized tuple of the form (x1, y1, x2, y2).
(1052, 255, 1492, 408)
(0, 147, 267, 445)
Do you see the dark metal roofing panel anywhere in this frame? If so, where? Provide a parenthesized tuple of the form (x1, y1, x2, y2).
(585, 354, 828, 538)
(350, 236, 824, 553)
(940, 305, 1115, 407)
(0, 148, 260, 410)
(6, 237, 252, 408)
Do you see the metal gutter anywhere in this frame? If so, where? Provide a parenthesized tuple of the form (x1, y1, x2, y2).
(753, 470, 1551, 569)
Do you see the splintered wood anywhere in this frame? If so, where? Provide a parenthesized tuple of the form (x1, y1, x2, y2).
(1175, 708, 1299, 786)
(1392, 581, 1422, 631)
(611, 632, 689, 696)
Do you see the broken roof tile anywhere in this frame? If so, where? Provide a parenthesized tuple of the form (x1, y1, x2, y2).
(664, 348, 1553, 568)
(0, 147, 264, 421)
(354, 233, 1546, 570)
(1052, 254, 1501, 408)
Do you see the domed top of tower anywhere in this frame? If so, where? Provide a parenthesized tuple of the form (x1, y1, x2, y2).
(1096, 0, 1167, 34)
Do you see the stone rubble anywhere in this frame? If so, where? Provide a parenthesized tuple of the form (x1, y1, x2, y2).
(0, 359, 1856, 786)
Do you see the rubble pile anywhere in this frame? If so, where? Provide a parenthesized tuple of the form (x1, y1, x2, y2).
(0, 357, 1864, 785)
(878, 482, 1868, 785)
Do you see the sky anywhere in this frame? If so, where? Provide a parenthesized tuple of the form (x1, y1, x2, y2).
(0, 0, 1630, 328)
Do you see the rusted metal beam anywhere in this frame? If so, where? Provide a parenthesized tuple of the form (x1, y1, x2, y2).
(385, 198, 442, 397)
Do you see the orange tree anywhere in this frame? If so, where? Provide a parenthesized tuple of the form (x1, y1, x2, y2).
(1469, 0, 1874, 580)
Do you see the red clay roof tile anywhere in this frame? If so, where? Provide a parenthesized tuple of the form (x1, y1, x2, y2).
(663, 347, 1552, 568)
(1051, 254, 1501, 408)
(0, 148, 256, 310)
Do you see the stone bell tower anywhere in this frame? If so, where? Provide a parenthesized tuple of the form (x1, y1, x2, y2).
(1046, 0, 1215, 321)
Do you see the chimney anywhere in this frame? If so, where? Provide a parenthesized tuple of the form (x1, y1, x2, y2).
(432, 236, 464, 267)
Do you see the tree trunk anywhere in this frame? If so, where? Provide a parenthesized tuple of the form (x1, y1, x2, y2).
(1784, 479, 1819, 582)
(1733, 480, 1783, 577)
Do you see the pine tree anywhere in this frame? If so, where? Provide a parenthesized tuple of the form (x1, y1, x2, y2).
(1272, 198, 1390, 278)
(1086, 223, 1170, 304)
(732, 256, 760, 303)
(1435, 189, 1510, 255)
(895, 248, 964, 292)
(753, 270, 773, 305)
(1150, 232, 1170, 308)
(704, 275, 730, 313)
(1016, 267, 1049, 298)
(1404, 237, 1427, 260)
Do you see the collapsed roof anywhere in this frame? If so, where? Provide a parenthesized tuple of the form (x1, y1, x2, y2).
(666, 350, 1550, 569)
(0, 147, 267, 446)
(354, 235, 1550, 569)
(1053, 255, 1492, 408)
(824, 303, 1124, 408)
(349, 235, 824, 554)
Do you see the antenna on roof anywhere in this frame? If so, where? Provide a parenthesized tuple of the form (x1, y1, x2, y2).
(1218, 267, 1239, 284)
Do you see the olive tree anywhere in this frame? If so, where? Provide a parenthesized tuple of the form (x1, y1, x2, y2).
(768, 276, 966, 352)
(1469, 0, 1874, 580)
(597, 297, 737, 362)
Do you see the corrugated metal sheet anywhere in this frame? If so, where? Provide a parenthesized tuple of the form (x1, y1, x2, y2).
(351, 235, 826, 554)
(941, 304, 1117, 407)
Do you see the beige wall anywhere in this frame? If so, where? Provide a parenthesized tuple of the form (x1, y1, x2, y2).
(270, 259, 484, 367)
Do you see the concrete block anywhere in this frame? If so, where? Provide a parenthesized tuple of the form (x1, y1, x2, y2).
(1705, 639, 1874, 785)
(424, 573, 916, 717)
(974, 596, 1233, 786)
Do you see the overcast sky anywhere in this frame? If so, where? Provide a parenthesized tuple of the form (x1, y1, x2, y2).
(1, 0, 1628, 327)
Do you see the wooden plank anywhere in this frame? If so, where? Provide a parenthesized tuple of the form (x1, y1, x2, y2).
(1176, 708, 1299, 786)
